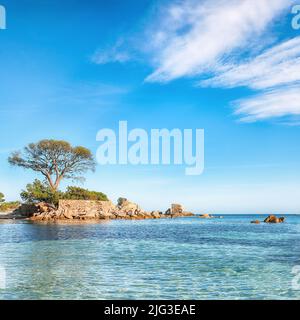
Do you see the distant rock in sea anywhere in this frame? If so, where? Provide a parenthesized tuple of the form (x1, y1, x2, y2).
(264, 215, 285, 224)
(250, 215, 286, 224)
(199, 213, 213, 219)
(164, 203, 194, 218)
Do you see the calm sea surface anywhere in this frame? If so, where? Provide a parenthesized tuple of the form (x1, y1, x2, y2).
(0, 215, 300, 300)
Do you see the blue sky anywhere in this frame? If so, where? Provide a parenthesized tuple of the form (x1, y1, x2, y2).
(0, 0, 300, 213)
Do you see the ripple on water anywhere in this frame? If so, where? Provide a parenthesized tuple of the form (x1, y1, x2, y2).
(0, 215, 300, 299)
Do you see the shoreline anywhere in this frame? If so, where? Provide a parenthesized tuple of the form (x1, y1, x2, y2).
(0, 200, 196, 222)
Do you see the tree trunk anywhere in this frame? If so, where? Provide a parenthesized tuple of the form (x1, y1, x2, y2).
(53, 176, 63, 191)
(44, 173, 57, 191)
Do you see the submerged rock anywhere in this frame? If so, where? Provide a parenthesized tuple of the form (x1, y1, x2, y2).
(251, 220, 261, 224)
(199, 213, 213, 219)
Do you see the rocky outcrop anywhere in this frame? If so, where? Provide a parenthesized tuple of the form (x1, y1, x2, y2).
(26, 200, 195, 222)
(31, 200, 116, 221)
(250, 215, 286, 224)
(116, 198, 142, 216)
(150, 211, 163, 219)
(165, 204, 194, 218)
(11, 203, 49, 218)
(264, 215, 285, 223)
(178, 211, 194, 217)
(171, 204, 183, 215)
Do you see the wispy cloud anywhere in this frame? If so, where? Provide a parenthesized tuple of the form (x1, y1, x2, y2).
(201, 35, 300, 122)
(233, 86, 300, 122)
(142, 0, 300, 123)
(91, 39, 131, 64)
(90, 0, 298, 123)
(201, 36, 300, 90)
(145, 0, 292, 82)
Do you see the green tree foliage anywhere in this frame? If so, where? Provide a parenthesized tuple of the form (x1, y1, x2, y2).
(20, 181, 108, 206)
(63, 186, 108, 201)
(0, 192, 4, 203)
(20, 180, 62, 206)
(9, 139, 96, 191)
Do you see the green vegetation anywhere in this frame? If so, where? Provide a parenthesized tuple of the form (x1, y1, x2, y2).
(0, 192, 20, 212)
(6, 140, 108, 208)
(20, 180, 63, 206)
(0, 201, 20, 212)
(20, 180, 108, 206)
(63, 186, 108, 201)
(8, 139, 96, 191)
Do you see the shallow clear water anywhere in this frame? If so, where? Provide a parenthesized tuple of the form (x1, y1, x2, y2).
(0, 215, 300, 300)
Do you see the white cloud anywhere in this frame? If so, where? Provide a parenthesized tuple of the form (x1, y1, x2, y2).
(234, 86, 300, 122)
(146, 0, 292, 82)
(144, 0, 300, 123)
(90, 0, 299, 123)
(91, 39, 130, 64)
(201, 36, 300, 89)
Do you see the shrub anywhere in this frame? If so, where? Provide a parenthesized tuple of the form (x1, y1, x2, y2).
(20, 180, 62, 207)
(0, 192, 20, 212)
(0, 201, 20, 212)
(63, 186, 108, 201)
(20, 181, 109, 206)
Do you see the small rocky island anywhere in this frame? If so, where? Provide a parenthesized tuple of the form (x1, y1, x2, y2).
(7, 199, 195, 222)
(251, 215, 286, 224)
(0, 140, 195, 223)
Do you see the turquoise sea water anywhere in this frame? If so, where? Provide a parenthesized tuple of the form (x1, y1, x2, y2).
(0, 215, 300, 300)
